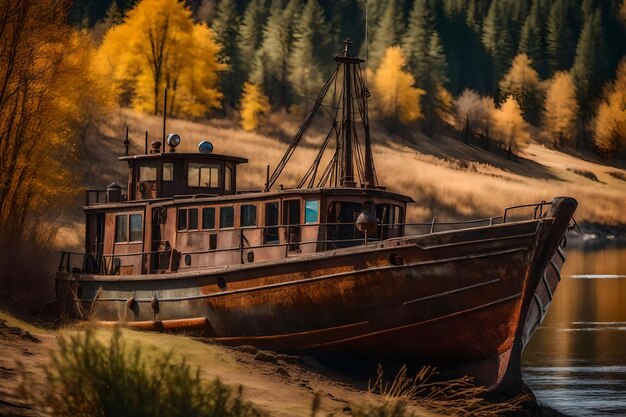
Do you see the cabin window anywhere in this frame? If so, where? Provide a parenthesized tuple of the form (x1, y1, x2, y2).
(225, 166, 232, 192)
(202, 207, 215, 230)
(188, 208, 198, 230)
(163, 163, 174, 181)
(115, 213, 142, 243)
(188, 163, 220, 188)
(139, 162, 157, 181)
(178, 208, 198, 231)
(220, 206, 234, 228)
(178, 209, 187, 231)
(115, 215, 128, 242)
(129, 214, 143, 242)
(264, 202, 279, 244)
(305, 200, 319, 224)
(240, 204, 257, 227)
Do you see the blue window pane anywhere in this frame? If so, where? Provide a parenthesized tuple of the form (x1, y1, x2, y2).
(305, 200, 319, 224)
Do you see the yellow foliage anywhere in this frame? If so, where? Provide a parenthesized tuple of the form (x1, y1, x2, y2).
(97, 0, 225, 117)
(593, 59, 626, 156)
(0, 0, 112, 243)
(435, 87, 454, 123)
(239, 82, 270, 131)
(372, 46, 425, 125)
(492, 96, 530, 155)
(499, 53, 541, 121)
(543, 71, 578, 147)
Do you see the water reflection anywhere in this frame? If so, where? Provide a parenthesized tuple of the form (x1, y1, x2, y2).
(523, 240, 626, 416)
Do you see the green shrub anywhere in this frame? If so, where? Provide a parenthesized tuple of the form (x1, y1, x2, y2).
(39, 328, 266, 417)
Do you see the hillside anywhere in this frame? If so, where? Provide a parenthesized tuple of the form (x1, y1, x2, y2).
(55, 109, 625, 250)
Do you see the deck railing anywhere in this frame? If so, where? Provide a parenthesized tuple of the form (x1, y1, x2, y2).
(58, 201, 553, 275)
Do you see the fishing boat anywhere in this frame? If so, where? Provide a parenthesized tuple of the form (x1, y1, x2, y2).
(56, 40, 577, 395)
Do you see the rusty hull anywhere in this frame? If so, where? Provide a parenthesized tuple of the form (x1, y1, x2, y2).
(56, 197, 577, 393)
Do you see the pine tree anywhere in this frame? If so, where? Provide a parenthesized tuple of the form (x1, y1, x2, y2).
(572, 10, 610, 133)
(212, 0, 244, 108)
(238, 0, 268, 62)
(401, 0, 434, 83)
(546, 0, 578, 73)
(466, 0, 489, 33)
(518, 0, 548, 78)
(499, 54, 542, 124)
(330, 0, 363, 52)
(288, 0, 331, 100)
(368, 0, 404, 71)
(543, 71, 578, 147)
(482, 0, 514, 87)
(251, 0, 300, 108)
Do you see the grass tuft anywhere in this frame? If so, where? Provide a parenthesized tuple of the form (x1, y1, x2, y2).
(366, 365, 529, 417)
(21, 328, 266, 417)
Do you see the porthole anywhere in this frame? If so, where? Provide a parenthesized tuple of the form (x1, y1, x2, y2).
(389, 252, 403, 266)
(217, 277, 227, 291)
(184, 254, 192, 266)
(247, 252, 255, 263)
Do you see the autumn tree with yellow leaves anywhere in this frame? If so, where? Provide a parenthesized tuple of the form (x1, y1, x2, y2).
(543, 72, 579, 148)
(372, 46, 425, 130)
(0, 0, 111, 304)
(492, 96, 530, 159)
(499, 53, 543, 124)
(97, 0, 225, 118)
(593, 59, 626, 156)
(239, 82, 270, 131)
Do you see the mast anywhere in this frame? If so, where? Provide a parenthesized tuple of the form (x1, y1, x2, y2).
(339, 40, 356, 187)
(267, 39, 378, 190)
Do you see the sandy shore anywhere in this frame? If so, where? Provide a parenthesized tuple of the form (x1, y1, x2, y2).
(0, 313, 570, 417)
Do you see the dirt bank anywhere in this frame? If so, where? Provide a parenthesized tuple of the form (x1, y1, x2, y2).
(0, 312, 574, 417)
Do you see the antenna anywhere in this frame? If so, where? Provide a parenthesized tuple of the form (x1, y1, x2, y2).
(365, 0, 368, 85)
(144, 131, 148, 154)
(124, 125, 130, 156)
(162, 88, 167, 153)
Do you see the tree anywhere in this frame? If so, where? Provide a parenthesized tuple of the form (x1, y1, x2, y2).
(212, 0, 244, 108)
(251, 0, 300, 108)
(0, 0, 111, 253)
(492, 96, 530, 158)
(499, 54, 543, 124)
(593, 60, 626, 156)
(402, 0, 434, 82)
(98, 0, 224, 117)
(368, 0, 404, 71)
(454, 89, 485, 143)
(238, 0, 268, 70)
(482, 0, 514, 86)
(239, 82, 270, 131)
(572, 9, 610, 134)
(402, 1, 448, 134)
(543, 72, 578, 147)
(372, 46, 425, 128)
(546, 0, 578, 73)
(288, 0, 331, 100)
(518, 0, 549, 78)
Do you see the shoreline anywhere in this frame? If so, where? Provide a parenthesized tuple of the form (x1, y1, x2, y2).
(0, 312, 573, 417)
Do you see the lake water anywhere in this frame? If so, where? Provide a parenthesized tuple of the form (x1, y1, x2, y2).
(523, 239, 626, 416)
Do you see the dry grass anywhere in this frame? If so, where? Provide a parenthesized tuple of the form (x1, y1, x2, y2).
(74, 109, 626, 235)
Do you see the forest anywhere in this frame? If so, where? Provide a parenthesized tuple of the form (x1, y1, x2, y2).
(1, 0, 625, 306)
(67, 0, 626, 156)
